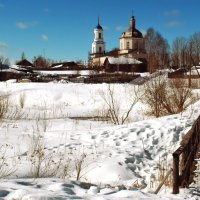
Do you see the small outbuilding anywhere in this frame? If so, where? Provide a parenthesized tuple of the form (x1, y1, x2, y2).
(16, 59, 34, 68)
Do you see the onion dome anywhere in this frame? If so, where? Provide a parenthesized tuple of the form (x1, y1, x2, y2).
(95, 17, 103, 30)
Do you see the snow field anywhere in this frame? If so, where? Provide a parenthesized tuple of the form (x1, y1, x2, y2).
(0, 81, 200, 199)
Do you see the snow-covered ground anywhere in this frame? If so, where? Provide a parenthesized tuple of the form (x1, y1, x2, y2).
(34, 70, 98, 76)
(0, 81, 200, 199)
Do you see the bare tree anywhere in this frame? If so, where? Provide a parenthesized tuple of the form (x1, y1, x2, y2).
(190, 32, 200, 63)
(171, 37, 188, 68)
(21, 52, 26, 60)
(145, 28, 170, 72)
(0, 56, 10, 71)
(33, 56, 51, 69)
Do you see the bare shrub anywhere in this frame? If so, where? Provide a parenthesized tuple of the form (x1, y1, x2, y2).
(0, 96, 9, 121)
(143, 76, 196, 117)
(0, 144, 19, 178)
(99, 85, 139, 125)
(163, 79, 196, 114)
(5, 105, 25, 120)
(143, 76, 167, 117)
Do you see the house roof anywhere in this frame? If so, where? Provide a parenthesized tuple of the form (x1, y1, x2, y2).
(51, 62, 78, 68)
(16, 59, 33, 67)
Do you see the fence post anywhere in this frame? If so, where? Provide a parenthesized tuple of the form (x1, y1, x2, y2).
(173, 152, 180, 194)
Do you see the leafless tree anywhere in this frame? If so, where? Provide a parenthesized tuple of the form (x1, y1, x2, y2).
(145, 28, 170, 72)
(187, 32, 200, 67)
(33, 56, 51, 69)
(0, 56, 10, 71)
(171, 37, 188, 68)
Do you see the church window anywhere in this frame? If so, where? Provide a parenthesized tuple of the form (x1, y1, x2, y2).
(127, 41, 130, 49)
(99, 47, 102, 53)
(99, 33, 102, 39)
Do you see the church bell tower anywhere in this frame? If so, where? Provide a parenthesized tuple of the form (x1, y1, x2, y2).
(92, 18, 105, 56)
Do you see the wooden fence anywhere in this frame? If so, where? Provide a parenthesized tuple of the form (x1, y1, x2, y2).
(173, 115, 200, 194)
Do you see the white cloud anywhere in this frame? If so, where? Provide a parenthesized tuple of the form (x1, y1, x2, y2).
(164, 9, 180, 16)
(103, 26, 109, 30)
(42, 35, 48, 41)
(0, 42, 7, 49)
(115, 25, 126, 32)
(16, 21, 37, 29)
(44, 8, 49, 12)
(166, 21, 183, 28)
(0, 51, 5, 56)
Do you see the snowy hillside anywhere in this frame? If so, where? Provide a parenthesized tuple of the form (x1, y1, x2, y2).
(0, 81, 200, 199)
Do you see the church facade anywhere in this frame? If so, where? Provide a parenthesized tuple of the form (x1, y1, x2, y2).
(90, 16, 147, 72)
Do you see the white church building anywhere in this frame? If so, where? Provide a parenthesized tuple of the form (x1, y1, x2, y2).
(89, 16, 147, 72)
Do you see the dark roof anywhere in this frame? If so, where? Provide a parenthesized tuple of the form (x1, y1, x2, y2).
(16, 59, 33, 67)
(104, 49, 119, 57)
(0, 64, 9, 69)
(95, 18, 103, 30)
(122, 16, 143, 38)
(96, 24, 103, 30)
(51, 62, 78, 68)
(130, 28, 143, 38)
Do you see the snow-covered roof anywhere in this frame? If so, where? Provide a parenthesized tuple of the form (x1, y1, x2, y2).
(10, 65, 28, 71)
(187, 69, 200, 75)
(191, 66, 200, 70)
(52, 64, 63, 69)
(107, 56, 142, 65)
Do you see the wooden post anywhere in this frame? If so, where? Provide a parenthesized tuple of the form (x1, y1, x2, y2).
(173, 152, 180, 194)
(154, 168, 173, 194)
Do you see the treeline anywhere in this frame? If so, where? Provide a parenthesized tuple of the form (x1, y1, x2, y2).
(144, 28, 200, 72)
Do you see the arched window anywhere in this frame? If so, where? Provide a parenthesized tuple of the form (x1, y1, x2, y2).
(99, 33, 102, 39)
(99, 47, 102, 53)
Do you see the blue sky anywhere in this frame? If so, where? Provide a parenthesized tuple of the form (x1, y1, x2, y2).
(0, 0, 199, 63)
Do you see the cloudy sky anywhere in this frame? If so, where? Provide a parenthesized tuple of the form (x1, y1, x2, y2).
(0, 0, 199, 63)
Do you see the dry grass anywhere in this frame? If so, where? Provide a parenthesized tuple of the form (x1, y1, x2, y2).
(0, 144, 20, 179)
(0, 96, 9, 121)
